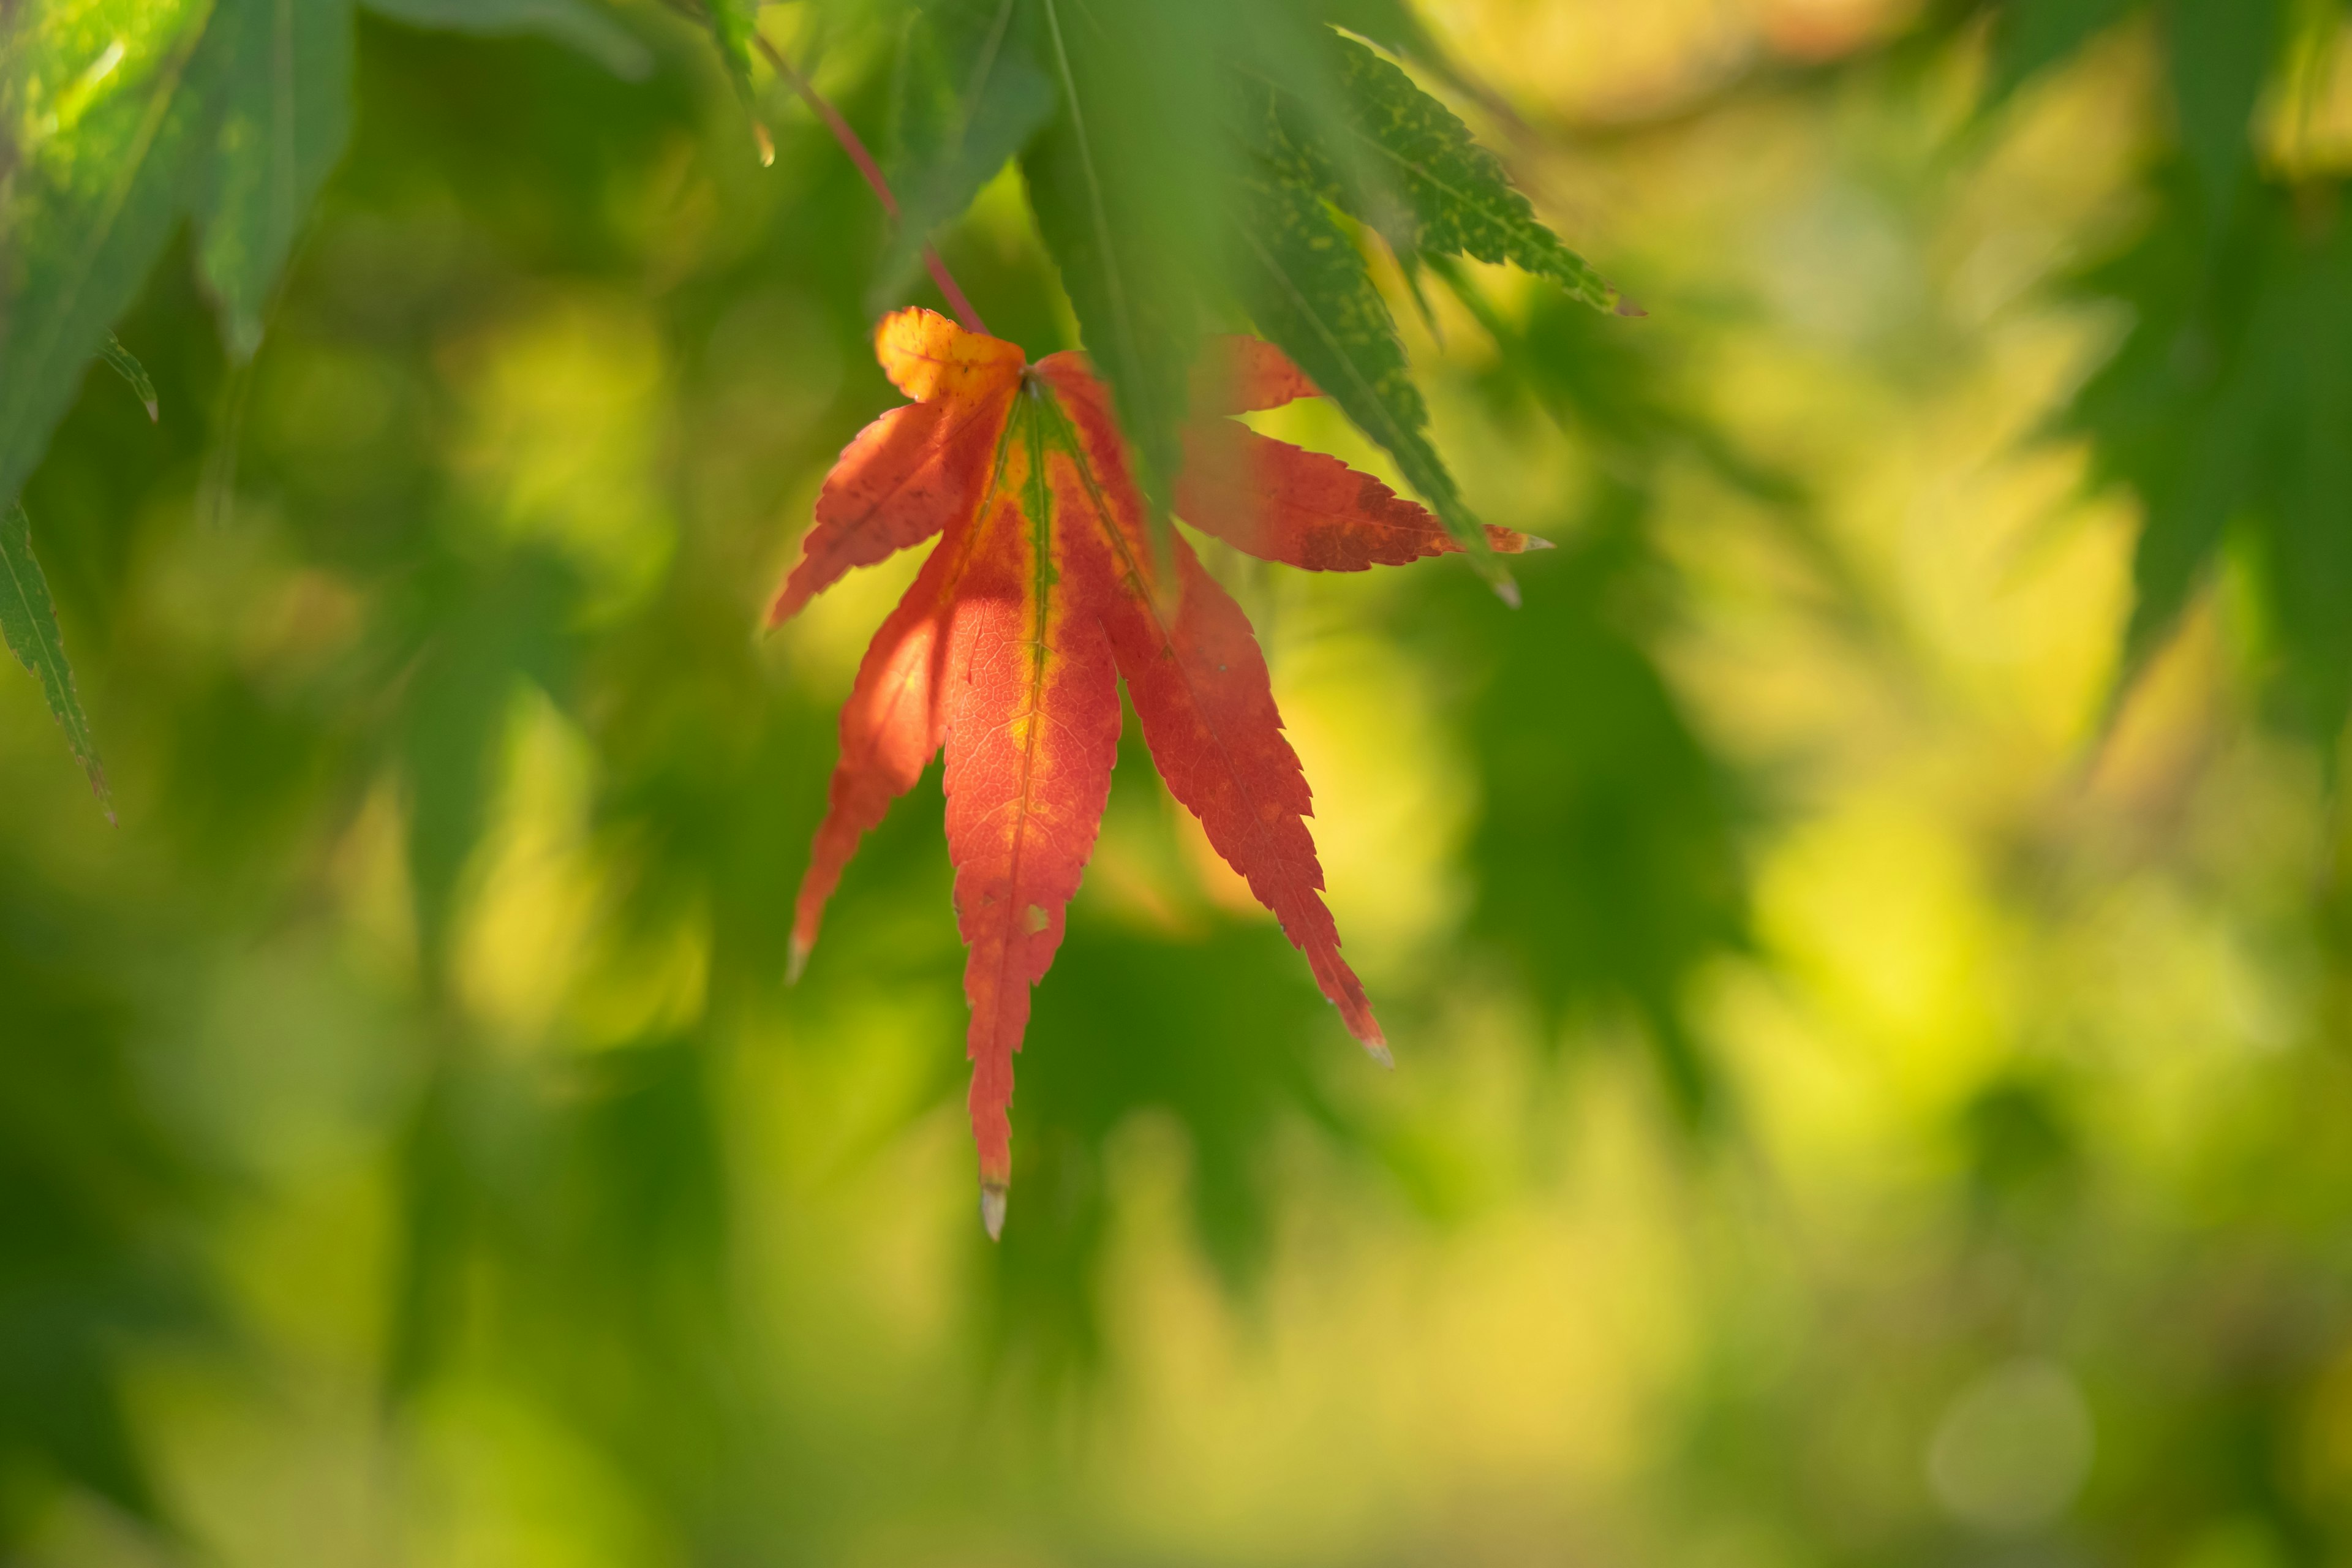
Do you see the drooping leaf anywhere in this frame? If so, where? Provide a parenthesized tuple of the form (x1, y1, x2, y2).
(100, 334, 161, 422)
(360, 0, 654, 78)
(193, 0, 358, 358)
(873, 0, 1055, 314)
(1022, 0, 1235, 524)
(771, 309, 1548, 1223)
(0, 505, 109, 809)
(0, 0, 220, 516)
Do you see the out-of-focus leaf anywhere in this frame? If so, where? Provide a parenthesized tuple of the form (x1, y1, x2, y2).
(360, 0, 653, 78)
(100, 335, 160, 422)
(872, 0, 1054, 314)
(0, 504, 108, 809)
(1022, 0, 1235, 523)
(1314, 32, 1618, 314)
(2163, 0, 2287, 217)
(0, 0, 219, 514)
(193, 0, 357, 359)
(394, 548, 579, 971)
(702, 0, 760, 101)
(1982, 0, 2138, 104)
(1448, 496, 1748, 1123)
(2073, 176, 2352, 733)
(0, 859, 207, 1538)
(990, 905, 1365, 1384)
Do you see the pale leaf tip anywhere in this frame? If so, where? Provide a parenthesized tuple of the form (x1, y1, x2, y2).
(979, 1182, 1009, 1241)
(1614, 294, 1649, 318)
(1521, 533, 1556, 552)
(785, 937, 810, 986)
(142, 399, 159, 424)
(1365, 1040, 1394, 1070)
(753, 123, 776, 167)
(1491, 574, 1523, 609)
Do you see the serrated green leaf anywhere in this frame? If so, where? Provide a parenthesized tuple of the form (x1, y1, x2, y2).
(1316, 31, 1616, 314)
(0, 505, 109, 809)
(0, 0, 221, 517)
(871, 0, 1053, 315)
(360, 0, 652, 79)
(1234, 159, 1511, 595)
(193, 0, 356, 360)
(101, 334, 160, 421)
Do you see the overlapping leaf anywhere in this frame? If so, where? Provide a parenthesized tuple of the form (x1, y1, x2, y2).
(876, 0, 1055, 313)
(0, 0, 639, 794)
(773, 307, 1545, 1226)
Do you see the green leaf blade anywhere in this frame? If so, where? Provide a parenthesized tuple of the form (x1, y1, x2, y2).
(0, 0, 219, 515)
(872, 0, 1055, 315)
(358, 0, 652, 78)
(0, 505, 109, 811)
(194, 0, 358, 360)
(1023, 0, 1240, 527)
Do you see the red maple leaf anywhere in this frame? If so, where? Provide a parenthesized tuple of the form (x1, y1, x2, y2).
(771, 309, 1543, 1235)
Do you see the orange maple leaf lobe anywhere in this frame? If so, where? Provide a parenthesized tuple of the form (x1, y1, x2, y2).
(779, 312, 1025, 967)
(942, 461, 1121, 1189)
(1192, 333, 1322, 415)
(767, 312, 1023, 626)
(1180, 424, 1542, 572)
(1039, 355, 1388, 1055)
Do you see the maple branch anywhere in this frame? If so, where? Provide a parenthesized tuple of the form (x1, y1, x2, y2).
(747, 31, 990, 337)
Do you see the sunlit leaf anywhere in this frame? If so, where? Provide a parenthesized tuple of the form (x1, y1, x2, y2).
(0, 0, 218, 514)
(771, 311, 1545, 1219)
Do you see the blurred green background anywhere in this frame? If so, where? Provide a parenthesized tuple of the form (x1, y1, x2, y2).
(9, 0, 2352, 1562)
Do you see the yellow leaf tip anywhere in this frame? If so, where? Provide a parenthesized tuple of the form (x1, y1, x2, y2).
(753, 123, 776, 167)
(979, 1182, 1008, 1241)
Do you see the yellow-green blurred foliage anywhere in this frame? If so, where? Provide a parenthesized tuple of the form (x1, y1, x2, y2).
(7, 1, 2352, 1564)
